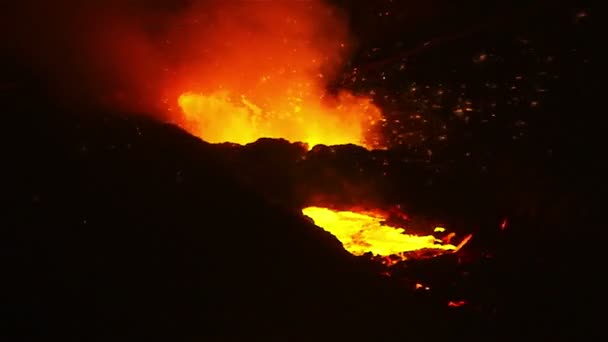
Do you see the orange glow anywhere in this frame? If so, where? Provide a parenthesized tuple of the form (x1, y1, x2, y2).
(442, 232, 456, 244)
(415, 283, 430, 290)
(168, 1, 384, 149)
(178, 91, 382, 148)
(453, 234, 473, 253)
(302, 206, 467, 260)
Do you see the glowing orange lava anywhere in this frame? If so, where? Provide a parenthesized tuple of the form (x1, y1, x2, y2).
(302, 206, 470, 261)
(170, 1, 384, 149)
(178, 90, 382, 149)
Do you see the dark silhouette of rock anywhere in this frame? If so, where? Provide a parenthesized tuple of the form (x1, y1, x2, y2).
(2, 93, 455, 341)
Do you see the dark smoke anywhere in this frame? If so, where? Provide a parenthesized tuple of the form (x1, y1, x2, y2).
(2, 0, 186, 113)
(1, 0, 352, 117)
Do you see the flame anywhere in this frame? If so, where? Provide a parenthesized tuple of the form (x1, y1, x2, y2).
(169, 1, 384, 149)
(302, 206, 463, 259)
(178, 91, 382, 148)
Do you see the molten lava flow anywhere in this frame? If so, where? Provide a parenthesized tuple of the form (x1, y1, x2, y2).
(170, 1, 384, 149)
(302, 206, 464, 260)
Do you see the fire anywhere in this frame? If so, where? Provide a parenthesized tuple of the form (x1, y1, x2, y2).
(302, 206, 466, 260)
(177, 91, 382, 148)
(170, 1, 384, 149)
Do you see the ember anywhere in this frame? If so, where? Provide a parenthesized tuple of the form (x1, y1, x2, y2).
(448, 300, 467, 308)
(500, 218, 508, 230)
(302, 206, 468, 261)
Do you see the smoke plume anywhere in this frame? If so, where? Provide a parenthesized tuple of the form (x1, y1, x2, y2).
(2, 0, 356, 118)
